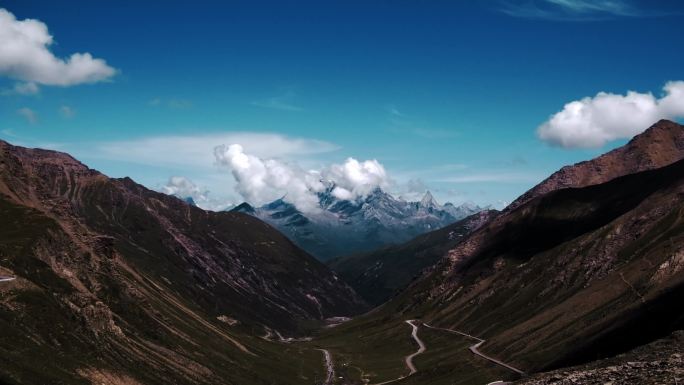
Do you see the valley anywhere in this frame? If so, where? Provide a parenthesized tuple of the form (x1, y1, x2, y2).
(2, 2, 684, 384)
(1, 120, 684, 385)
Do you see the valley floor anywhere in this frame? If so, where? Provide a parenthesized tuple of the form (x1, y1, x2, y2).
(301, 317, 683, 385)
(302, 316, 520, 385)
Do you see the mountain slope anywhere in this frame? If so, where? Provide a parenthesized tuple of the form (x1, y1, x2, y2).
(507, 119, 684, 211)
(233, 188, 486, 261)
(329, 210, 498, 306)
(0, 140, 366, 385)
(314, 120, 684, 384)
(378, 120, 684, 374)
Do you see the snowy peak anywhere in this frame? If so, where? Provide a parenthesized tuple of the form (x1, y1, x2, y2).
(419, 190, 439, 209)
(234, 187, 489, 260)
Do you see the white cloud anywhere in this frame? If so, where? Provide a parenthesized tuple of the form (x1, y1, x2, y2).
(161, 176, 207, 200)
(538, 81, 684, 148)
(323, 158, 390, 200)
(59, 105, 75, 118)
(0, 8, 116, 87)
(214, 144, 391, 213)
(214, 144, 325, 212)
(17, 107, 37, 123)
(84, 132, 339, 169)
(160, 176, 234, 211)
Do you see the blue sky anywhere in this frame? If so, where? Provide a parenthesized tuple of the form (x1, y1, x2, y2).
(1, 0, 684, 210)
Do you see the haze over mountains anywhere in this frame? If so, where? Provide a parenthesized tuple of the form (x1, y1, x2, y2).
(230, 187, 487, 260)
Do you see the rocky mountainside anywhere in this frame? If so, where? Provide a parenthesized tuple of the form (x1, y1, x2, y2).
(518, 331, 683, 385)
(0, 140, 366, 385)
(329, 210, 498, 306)
(376, 120, 684, 374)
(507, 119, 684, 211)
(232, 187, 487, 261)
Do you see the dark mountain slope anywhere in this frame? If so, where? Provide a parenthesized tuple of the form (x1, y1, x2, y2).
(518, 330, 684, 385)
(329, 210, 498, 306)
(0, 140, 366, 385)
(386, 134, 684, 374)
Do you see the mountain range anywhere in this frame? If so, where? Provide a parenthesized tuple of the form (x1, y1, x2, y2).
(326, 119, 684, 382)
(0, 139, 366, 384)
(1, 120, 684, 385)
(231, 187, 487, 261)
(329, 209, 498, 306)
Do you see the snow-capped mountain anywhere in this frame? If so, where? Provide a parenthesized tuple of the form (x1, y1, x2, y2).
(231, 187, 488, 261)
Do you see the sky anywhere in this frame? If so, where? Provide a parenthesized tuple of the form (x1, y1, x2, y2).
(1, 0, 684, 211)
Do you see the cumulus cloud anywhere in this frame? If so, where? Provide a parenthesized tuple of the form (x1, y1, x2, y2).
(214, 144, 324, 212)
(162, 176, 205, 196)
(161, 176, 234, 211)
(17, 107, 37, 123)
(538, 81, 684, 148)
(323, 158, 390, 200)
(161, 176, 208, 202)
(214, 144, 391, 213)
(0, 8, 116, 87)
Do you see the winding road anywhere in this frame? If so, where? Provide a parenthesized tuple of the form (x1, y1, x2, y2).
(404, 320, 426, 375)
(423, 323, 525, 375)
(320, 320, 520, 385)
(369, 320, 426, 385)
(317, 348, 335, 385)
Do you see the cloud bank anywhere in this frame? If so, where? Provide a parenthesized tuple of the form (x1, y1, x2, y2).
(538, 81, 684, 148)
(214, 144, 390, 213)
(87, 132, 339, 169)
(0, 8, 116, 90)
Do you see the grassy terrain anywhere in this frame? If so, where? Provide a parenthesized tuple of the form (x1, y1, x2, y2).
(303, 303, 517, 385)
(401, 326, 515, 385)
(0, 198, 331, 385)
(308, 315, 417, 384)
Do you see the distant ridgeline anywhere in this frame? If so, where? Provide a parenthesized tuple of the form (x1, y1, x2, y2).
(229, 187, 488, 261)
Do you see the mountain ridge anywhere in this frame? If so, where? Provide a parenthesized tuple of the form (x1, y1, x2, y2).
(380, 119, 684, 373)
(507, 119, 684, 211)
(329, 209, 499, 306)
(231, 188, 488, 260)
(0, 139, 366, 384)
